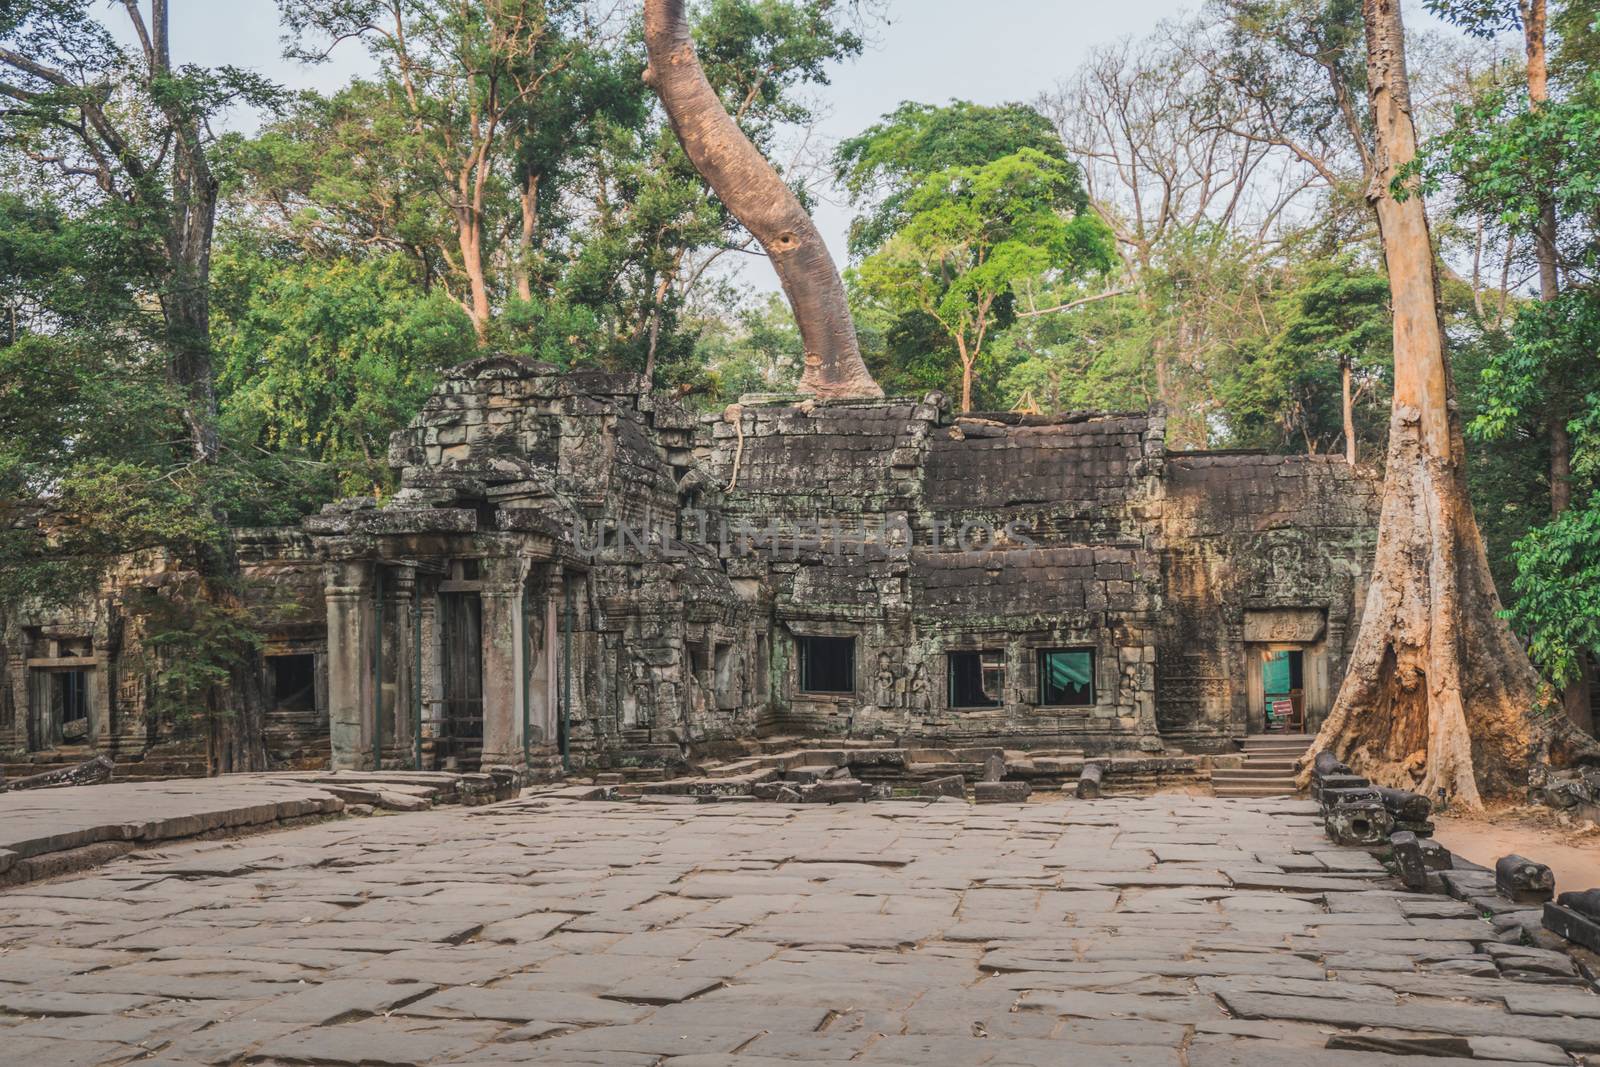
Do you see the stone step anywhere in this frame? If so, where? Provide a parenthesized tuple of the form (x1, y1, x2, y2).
(1235, 758, 1298, 771)
(1239, 746, 1309, 759)
(1242, 734, 1312, 747)
(1214, 784, 1301, 798)
(1213, 768, 1300, 781)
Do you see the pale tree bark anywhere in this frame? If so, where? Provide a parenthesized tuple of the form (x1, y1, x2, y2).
(1305, 0, 1597, 808)
(642, 0, 880, 399)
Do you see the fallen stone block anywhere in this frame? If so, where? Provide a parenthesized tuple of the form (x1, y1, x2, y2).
(1375, 786, 1432, 823)
(974, 781, 1031, 804)
(800, 779, 874, 804)
(1418, 837, 1452, 871)
(1496, 854, 1556, 904)
(1392, 818, 1436, 837)
(1324, 801, 1392, 847)
(1311, 773, 1367, 804)
(1321, 785, 1381, 810)
(1557, 888, 1600, 921)
(1439, 868, 1497, 902)
(374, 791, 430, 812)
(0, 755, 116, 793)
(1312, 750, 1351, 777)
(1389, 831, 1428, 891)
(919, 775, 965, 799)
(1076, 762, 1106, 800)
(1543, 902, 1600, 954)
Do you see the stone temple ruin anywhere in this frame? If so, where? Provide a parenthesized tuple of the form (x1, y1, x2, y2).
(1, 358, 1382, 788)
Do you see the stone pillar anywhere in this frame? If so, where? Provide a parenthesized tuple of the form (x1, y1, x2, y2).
(1, 643, 25, 754)
(324, 560, 374, 770)
(382, 565, 417, 767)
(91, 649, 115, 753)
(478, 557, 525, 773)
(417, 584, 441, 767)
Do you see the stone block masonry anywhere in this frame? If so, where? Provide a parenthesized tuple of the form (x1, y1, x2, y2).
(1, 358, 1383, 778)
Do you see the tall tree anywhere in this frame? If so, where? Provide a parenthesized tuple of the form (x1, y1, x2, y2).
(643, 0, 880, 398)
(1047, 24, 1354, 447)
(0, 0, 280, 771)
(1307, 0, 1596, 806)
(834, 99, 1068, 260)
(855, 149, 1114, 411)
(1433, 0, 1593, 735)
(280, 0, 592, 340)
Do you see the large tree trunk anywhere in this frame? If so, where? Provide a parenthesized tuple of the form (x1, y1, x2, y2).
(642, 0, 880, 399)
(1306, 0, 1568, 809)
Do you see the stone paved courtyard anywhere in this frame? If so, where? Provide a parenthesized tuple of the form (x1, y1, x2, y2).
(1, 793, 1597, 1066)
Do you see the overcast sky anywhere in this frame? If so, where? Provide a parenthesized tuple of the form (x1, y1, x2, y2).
(151, 0, 1453, 296)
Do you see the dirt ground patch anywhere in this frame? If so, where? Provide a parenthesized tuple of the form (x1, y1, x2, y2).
(1435, 805, 1600, 895)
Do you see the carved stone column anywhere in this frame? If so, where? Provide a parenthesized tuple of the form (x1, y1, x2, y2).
(383, 565, 417, 767)
(478, 557, 525, 773)
(1, 639, 25, 754)
(416, 582, 441, 767)
(324, 560, 374, 770)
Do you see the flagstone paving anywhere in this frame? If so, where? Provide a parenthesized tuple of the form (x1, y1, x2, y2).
(1, 792, 1596, 1065)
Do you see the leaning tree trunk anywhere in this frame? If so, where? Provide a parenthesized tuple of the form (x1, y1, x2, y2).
(642, 0, 881, 399)
(1305, 0, 1590, 809)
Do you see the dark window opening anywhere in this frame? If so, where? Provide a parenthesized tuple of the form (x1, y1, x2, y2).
(1038, 648, 1094, 706)
(269, 654, 317, 712)
(798, 636, 855, 694)
(57, 670, 88, 724)
(948, 650, 1004, 708)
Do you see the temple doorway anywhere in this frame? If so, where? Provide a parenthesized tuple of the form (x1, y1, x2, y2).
(438, 590, 484, 770)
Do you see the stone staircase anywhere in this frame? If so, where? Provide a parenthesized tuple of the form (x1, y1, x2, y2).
(1212, 734, 1310, 798)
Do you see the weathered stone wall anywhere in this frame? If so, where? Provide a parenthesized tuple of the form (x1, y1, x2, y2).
(0, 532, 329, 771)
(699, 400, 1169, 751)
(1155, 453, 1382, 749)
(4, 358, 1385, 773)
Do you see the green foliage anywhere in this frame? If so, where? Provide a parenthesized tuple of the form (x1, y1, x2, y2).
(1423, 0, 1522, 39)
(855, 149, 1114, 408)
(695, 0, 865, 131)
(1417, 75, 1600, 252)
(123, 585, 260, 730)
(1250, 259, 1392, 454)
(212, 251, 478, 499)
(1507, 495, 1600, 686)
(834, 100, 1067, 258)
(689, 293, 804, 404)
